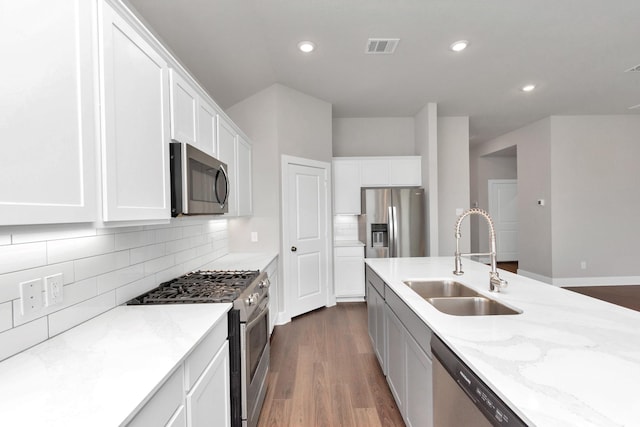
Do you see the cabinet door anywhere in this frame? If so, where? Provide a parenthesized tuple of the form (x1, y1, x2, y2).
(197, 100, 217, 156)
(385, 306, 405, 414)
(217, 116, 238, 216)
(374, 288, 386, 373)
(101, 3, 171, 221)
(334, 247, 364, 297)
(170, 69, 198, 146)
(236, 136, 252, 216)
(360, 158, 389, 186)
(332, 160, 361, 214)
(0, 0, 97, 225)
(389, 157, 421, 185)
(405, 332, 433, 427)
(186, 341, 230, 427)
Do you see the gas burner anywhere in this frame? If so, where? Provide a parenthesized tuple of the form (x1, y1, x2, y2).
(127, 270, 260, 305)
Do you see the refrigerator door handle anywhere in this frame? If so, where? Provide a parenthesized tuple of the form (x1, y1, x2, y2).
(389, 206, 398, 257)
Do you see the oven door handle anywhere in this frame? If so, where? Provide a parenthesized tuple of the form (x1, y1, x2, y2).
(246, 298, 269, 329)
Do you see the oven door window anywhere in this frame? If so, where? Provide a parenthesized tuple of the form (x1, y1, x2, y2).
(247, 311, 268, 382)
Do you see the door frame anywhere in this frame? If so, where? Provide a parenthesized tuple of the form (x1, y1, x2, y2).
(280, 155, 334, 324)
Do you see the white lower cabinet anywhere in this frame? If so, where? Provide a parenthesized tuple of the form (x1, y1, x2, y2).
(334, 246, 365, 299)
(186, 341, 230, 427)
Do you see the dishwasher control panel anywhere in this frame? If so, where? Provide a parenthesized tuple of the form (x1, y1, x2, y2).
(432, 335, 527, 427)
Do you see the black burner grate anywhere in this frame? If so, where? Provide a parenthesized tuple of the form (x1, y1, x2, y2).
(127, 270, 260, 305)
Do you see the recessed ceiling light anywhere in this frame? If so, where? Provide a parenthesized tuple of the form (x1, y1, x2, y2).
(450, 40, 469, 52)
(297, 41, 316, 53)
(521, 84, 536, 92)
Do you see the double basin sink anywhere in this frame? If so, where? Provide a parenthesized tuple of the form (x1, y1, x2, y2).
(402, 280, 521, 316)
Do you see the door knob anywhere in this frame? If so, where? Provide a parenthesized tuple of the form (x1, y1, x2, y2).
(291, 246, 297, 252)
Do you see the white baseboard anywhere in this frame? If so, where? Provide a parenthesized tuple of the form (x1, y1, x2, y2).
(336, 296, 365, 303)
(517, 270, 640, 287)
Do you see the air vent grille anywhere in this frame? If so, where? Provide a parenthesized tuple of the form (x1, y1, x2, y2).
(625, 64, 640, 72)
(366, 38, 400, 54)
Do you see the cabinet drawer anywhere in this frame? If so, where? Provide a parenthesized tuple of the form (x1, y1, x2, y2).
(365, 265, 385, 298)
(184, 315, 228, 391)
(385, 285, 432, 356)
(127, 366, 184, 427)
(335, 246, 364, 257)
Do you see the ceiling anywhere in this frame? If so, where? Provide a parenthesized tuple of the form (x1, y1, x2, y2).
(126, 0, 640, 145)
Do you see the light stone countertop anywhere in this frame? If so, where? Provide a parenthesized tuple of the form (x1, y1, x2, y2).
(201, 251, 278, 271)
(365, 257, 640, 427)
(0, 304, 230, 426)
(334, 240, 365, 247)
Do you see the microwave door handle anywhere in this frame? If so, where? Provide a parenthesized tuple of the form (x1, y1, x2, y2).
(215, 165, 230, 208)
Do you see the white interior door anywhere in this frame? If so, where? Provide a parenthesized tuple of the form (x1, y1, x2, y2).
(488, 179, 518, 261)
(282, 156, 331, 319)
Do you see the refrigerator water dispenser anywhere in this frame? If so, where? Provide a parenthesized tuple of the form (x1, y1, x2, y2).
(371, 224, 388, 248)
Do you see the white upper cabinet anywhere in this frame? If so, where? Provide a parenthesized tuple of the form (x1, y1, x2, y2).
(389, 157, 422, 185)
(197, 100, 217, 157)
(236, 136, 253, 217)
(0, 0, 98, 225)
(217, 116, 238, 217)
(100, 2, 171, 222)
(169, 69, 198, 146)
(360, 158, 390, 187)
(332, 160, 361, 214)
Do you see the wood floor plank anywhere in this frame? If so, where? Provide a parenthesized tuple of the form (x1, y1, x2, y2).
(257, 303, 405, 427)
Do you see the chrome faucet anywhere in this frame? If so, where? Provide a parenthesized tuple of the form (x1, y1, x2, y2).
(453, 208, 508, 292)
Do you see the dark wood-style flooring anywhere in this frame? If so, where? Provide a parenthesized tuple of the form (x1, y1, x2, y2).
(257, 303, 404, 427)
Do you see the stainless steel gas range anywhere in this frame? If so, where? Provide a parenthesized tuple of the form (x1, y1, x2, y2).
(127, 270, 270, 427)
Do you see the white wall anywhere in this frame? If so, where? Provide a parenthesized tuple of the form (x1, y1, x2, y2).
(333, 117, 415, 156)
(0, 219, 229, 361)
(437, 117, 470, 256)
(550, 115, 640, 280)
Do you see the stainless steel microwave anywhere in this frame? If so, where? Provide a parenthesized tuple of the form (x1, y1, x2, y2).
(170, 142, 229, 216)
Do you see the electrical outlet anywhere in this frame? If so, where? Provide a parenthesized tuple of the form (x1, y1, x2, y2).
(251, 232, 258, 242)
(580, 261, 587, 270)
(20, 278, 44, 316)
(45, 273, 64, 306)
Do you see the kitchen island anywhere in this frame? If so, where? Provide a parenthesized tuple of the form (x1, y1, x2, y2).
(366, 257, 640, 426)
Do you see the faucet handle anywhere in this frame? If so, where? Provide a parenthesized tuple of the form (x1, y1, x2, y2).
(489, 272, 508, 292)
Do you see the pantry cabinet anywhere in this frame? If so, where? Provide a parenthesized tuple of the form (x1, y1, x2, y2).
(101, 2, 171, 222)
(0, 0, 98, 225)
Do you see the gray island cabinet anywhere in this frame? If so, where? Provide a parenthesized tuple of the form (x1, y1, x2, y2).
(366, 265, 433, 427)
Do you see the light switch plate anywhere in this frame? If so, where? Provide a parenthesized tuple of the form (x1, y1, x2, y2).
(45, 273, 64, 306)
(20, 278, 44, 316)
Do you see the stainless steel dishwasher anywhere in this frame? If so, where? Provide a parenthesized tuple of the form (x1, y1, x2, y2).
(431, 335, 528, 427)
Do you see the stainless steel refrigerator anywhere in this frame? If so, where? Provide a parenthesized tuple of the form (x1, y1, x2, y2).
(359, 187, 426, 258)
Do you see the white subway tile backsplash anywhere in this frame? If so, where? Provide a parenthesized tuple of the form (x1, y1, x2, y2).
(13, 278, 98, 327)
(74, 250, 130, 281)
(0, 318, 48, 362)
(0, 242, 47, 275)
(47, 234, 115, 264)
(0, 262, 74, 304)
(96, 264, 145, 295)
(115, 276, 156, 305)
(0, 218, 229, 360)
(48, 291, 116, 337)
(0, 302, 12, 333)
(130, 243, 165, 265)
(114, 230, 155, 251)
(10, 224, 97, 244)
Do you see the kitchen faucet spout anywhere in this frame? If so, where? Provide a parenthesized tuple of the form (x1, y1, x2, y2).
(453, 208, 508, 292)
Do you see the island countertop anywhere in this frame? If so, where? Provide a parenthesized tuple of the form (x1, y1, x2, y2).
(365, 256, 640, 427)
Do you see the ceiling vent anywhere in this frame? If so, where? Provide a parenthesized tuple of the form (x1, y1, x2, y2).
(366, 38, 400, 54)
(625, 64, 640, 72)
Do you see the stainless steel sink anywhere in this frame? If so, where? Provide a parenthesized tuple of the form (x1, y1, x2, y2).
(402, 279, 521, 316)
(426, 296, 521, 316)
(402, 280, 480, 298)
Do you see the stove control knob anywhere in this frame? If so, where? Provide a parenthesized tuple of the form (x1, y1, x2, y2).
(246, 293, 260, 305)
(259, 279, 270, 289)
